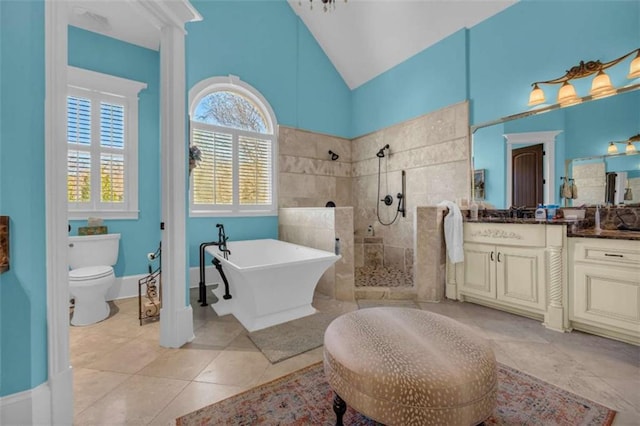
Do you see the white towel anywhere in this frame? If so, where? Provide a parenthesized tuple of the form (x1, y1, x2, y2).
(437, 200, 464, 264)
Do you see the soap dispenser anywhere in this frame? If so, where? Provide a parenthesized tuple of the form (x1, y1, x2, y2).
(469, 200, 479, 220)
(535, 204, 546, 220)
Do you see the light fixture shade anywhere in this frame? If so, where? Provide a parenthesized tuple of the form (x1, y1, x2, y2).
(625, 142, 637, 154)
(528, 84, 545, 106)
(590, 71, 616, 99)
(557, 82, 581, 106)
(628, 53, 640, 79)
(607, 142, 618, 154)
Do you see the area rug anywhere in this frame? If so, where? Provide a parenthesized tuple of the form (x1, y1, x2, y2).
(247, 311, 341, 363)
(175, 362, 616, 426)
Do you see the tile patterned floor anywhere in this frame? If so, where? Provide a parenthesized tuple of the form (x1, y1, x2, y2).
(355, 265, 413, 287)
(71, 289, 640, 425)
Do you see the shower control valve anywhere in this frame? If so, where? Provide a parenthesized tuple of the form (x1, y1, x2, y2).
(381, 195, 394, 206)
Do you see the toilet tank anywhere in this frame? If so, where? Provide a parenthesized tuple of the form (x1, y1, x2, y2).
(68, 233, 121, 270)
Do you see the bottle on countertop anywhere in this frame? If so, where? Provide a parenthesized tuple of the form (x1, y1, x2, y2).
(334, 238, 341, 255)
(595, 204, 601, 233)
(469, 200, 479, 220)
(535, 204, 547, 220)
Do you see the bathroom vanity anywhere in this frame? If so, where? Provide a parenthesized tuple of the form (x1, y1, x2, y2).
(567, 236, 640, 344)
(446, 218, 640, 345)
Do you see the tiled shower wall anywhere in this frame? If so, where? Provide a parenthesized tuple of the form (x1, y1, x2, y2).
(278, 127, 352, 208)
(277, 102, 471, 301)
(351, 101, 471, 286)
(278, 207, 355, 301)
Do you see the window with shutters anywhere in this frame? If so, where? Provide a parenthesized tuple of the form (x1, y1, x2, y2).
(189, 76, 278, 216)
(67, 67, 146, 219)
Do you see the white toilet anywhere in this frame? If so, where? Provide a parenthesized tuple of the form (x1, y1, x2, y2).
(68, 233, 121, 326)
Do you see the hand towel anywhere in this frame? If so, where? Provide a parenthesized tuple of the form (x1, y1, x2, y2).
(571, 180, 578, 199)
(437, 200, 464, 264)
(561, 177, 573, 199)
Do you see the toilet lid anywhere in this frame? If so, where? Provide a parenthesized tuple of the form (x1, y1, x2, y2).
(69, 265, 113, 281)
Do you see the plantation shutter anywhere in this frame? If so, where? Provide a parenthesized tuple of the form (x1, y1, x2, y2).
(192, 128, 233, 205)
(238, 136, 272, 205)
(67, 96, 92, 203)
(99, 102, 126, 203)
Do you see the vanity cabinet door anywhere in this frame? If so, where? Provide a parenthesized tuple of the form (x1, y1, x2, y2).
(572, 263, 640, 336)
(495, 246, 546, 311)
(569, 238, 640, 341)
(462, 242, 496, 299)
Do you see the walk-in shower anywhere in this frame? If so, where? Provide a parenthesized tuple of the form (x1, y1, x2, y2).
(375, 144, 406, 226)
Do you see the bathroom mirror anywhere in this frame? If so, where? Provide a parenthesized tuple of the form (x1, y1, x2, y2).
(567, 151, 640, 206)
(472, 85, 640, 209)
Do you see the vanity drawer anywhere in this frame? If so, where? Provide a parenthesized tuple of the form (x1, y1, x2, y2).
(464, 223, 546, 247)
(573, 238, 640, 267)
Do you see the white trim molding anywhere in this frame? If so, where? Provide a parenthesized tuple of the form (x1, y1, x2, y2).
(67, 67, 147, 219)
(159, 24, 193, 348)
(504, 131, 562, 208)
(0, 381, 52, 425)
(43, 2, 202, 424)
(45, 0, 73, 424)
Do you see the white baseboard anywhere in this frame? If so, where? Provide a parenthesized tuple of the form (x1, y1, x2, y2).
(0, 368, 73, 426)
(105, 273, 148, 301)
(106, 266, 219, 303)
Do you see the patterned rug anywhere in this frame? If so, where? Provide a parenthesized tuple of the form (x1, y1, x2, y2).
(175, 362, 616, 425)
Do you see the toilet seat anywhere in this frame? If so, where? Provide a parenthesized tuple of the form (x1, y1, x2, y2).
(69, 265, 113, 281)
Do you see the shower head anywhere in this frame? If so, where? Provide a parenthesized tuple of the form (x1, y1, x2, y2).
(328, 150, 339, 161)
(376, 144, 390, 158)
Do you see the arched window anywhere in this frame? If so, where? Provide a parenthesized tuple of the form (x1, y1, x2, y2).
(189, 76, 277, 216)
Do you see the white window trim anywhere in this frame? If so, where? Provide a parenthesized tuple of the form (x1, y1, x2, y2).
(67, 66, 146, 220)
(188, 75, 278, 217)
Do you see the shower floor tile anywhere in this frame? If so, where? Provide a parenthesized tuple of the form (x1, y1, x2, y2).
(355, 265, 412, 287)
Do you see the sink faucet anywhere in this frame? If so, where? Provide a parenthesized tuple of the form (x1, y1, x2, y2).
(509, 205, 526, 219)
(216, 223, 231, 259)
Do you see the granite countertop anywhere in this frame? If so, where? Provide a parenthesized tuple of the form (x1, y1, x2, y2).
(567, 228, 640, 241)
(465, 217, 640, 240)
(466, 217, 576, 225)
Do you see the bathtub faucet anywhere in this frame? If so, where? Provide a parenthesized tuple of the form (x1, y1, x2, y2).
(216, 223, 231, 260)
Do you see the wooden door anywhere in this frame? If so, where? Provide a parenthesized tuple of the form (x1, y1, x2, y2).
(512, 144, 543, 208)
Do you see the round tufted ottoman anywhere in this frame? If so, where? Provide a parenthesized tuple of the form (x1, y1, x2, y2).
(323, 307, 497, 426)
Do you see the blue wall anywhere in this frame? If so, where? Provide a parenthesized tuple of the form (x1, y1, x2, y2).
(351, 29, 468, 137)
(185, 0, 350, 266)
(0, 0, 48, 397)
(469, 1, 639, 125)
(186, 0, 350, 136)
(1, 0, 639, 401)
(68, 27, 161, 277)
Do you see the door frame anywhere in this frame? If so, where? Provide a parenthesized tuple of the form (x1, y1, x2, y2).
(504, 131, 561, 208)
(44, 2, 201, 423)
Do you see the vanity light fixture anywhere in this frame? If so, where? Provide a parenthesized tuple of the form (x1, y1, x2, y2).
(528, 47, 640, 107)
(607, 134, 639, 155)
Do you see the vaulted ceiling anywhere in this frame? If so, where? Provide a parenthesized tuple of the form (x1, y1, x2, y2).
(288, 0, 516, 89)
(66, 0, 516, 89)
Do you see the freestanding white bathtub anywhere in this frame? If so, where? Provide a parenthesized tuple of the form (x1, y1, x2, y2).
(205, 239, 341, 332)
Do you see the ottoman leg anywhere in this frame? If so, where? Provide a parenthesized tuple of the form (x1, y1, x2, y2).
(333, 393, 347, 426)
